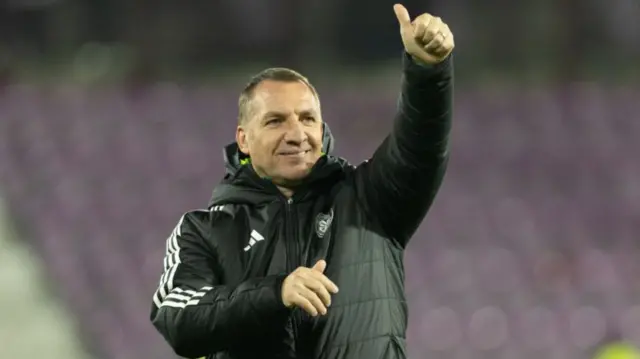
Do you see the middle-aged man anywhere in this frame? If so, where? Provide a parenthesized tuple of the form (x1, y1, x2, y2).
(151, 4, 454, 359)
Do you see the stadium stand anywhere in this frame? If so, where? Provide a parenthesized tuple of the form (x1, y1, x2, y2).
(0, 84, 638, 359)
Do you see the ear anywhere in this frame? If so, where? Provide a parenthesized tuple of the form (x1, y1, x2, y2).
(236, 126, 250, 155)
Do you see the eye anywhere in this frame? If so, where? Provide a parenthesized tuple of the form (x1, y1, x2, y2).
(302, 115, 316, 122)
(265, 118, 283, 126)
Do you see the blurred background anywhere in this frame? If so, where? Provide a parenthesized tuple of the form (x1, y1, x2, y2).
(0, 0, 639, 359)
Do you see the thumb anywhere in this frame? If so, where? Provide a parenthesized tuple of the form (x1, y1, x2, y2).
(393, 4, 412, 28)
(312, 260, 327, 273)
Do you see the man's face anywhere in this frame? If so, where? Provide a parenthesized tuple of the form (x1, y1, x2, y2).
(236, 80, 323, 186)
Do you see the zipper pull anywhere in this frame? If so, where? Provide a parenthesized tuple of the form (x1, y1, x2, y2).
(287, 198, 294, 205)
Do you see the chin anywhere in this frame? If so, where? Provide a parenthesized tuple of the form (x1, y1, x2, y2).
(276, 166, 312, 184)
(285, 168, 312, 180)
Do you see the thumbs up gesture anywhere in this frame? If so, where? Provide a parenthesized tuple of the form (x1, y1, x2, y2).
(393, 4, 455, 65)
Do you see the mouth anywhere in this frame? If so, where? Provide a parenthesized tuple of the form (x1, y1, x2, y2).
(278, 150, 310, 156)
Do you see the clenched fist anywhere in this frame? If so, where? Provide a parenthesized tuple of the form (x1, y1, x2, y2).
(393, 4, 455, 65)
(281, 260, 339, 317)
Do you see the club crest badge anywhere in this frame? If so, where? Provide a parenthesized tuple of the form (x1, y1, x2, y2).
(315, 208, 334, 238)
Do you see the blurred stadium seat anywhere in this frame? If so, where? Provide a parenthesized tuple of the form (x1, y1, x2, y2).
(0, 84, 638, 359)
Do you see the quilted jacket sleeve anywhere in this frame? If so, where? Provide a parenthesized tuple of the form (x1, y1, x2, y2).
(150, 210, 290, 358)
(355, 53, 453, 247)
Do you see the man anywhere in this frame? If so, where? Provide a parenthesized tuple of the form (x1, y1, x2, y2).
(150, 4, 454, 359)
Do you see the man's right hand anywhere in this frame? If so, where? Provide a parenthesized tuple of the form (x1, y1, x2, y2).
(281, 260, 339, 316)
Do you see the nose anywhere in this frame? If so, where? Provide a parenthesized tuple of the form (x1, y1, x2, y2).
(283, 120, 307, 145)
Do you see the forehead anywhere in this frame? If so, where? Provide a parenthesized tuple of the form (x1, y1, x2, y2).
(251, 80, 319, 113)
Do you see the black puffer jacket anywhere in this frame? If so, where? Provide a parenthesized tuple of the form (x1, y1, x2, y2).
(150, 53, 453, 359)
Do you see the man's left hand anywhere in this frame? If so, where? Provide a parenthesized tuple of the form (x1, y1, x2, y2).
(393, 4, 455, 65)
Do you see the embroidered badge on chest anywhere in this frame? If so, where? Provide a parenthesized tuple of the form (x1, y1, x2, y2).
(315, 208, 334, 238)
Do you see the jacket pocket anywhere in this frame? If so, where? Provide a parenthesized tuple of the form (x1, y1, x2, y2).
(382, 335, 407, 359)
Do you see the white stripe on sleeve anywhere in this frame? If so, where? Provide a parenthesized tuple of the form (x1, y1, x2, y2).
(159, 286, 214, 309)
(151, 210, 214, 309)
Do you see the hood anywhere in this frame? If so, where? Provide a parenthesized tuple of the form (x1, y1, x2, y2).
(209, 122, 345, 207)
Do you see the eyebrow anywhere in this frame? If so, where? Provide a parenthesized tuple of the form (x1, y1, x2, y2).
(262, 111, 288, 119)
(262, 109, 316, 119)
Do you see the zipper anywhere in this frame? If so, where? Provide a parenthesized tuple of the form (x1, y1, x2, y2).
(285, 197, 299, 270)
(284, 197, 300, 353)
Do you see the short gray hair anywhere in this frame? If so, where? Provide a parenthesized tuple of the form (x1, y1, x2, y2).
(237, 68, 319, 125)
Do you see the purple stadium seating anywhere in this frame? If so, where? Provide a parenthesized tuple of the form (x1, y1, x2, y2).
(0, 83, 638, 359)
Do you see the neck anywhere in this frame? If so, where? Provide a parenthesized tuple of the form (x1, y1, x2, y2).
(277, 186, 294, 198)
(250, 165, 302, 199)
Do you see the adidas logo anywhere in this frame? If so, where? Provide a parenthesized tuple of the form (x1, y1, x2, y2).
(243, 230, 265, 252)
